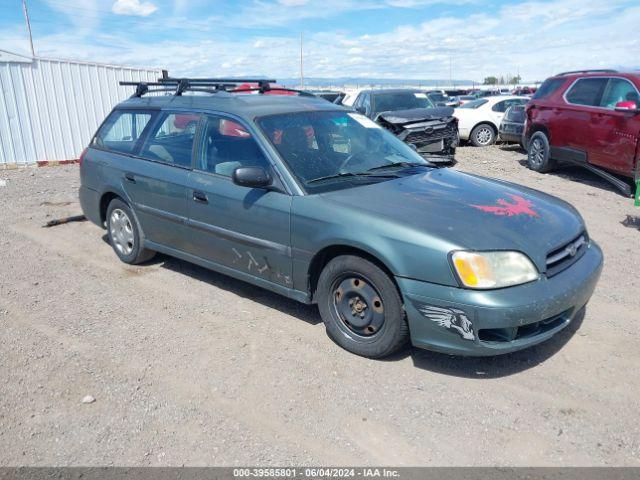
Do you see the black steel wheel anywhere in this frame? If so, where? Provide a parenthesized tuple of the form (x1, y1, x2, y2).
(332, 275, 386, 337)
(317, 255, 409, 358)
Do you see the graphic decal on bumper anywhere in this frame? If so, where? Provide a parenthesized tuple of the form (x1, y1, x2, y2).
(418, 305, 475, 340)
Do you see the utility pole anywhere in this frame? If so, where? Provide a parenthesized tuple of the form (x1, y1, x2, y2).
(22, 0, 35, 57)
(299, 32, 304, 89)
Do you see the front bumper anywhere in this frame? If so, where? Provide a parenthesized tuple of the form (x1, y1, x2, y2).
(397, 241, 603, 356)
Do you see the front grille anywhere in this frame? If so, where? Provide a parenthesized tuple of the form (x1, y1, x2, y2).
(478, 309, 571, 343)
(405, 123, 457, 144)
(546, 233, 588, 277)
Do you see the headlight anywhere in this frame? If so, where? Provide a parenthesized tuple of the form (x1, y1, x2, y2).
(451, 251, 538, 289)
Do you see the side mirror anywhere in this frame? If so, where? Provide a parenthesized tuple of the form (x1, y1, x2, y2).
(232, 166, 272, 189)
(614, 101, 640, 113)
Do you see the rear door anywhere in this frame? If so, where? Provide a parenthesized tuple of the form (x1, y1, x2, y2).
(561, 77, 608, 156)
(122, 111, 200, 250)
(185, 114, 293, 287)
(588, 77, 640, 175)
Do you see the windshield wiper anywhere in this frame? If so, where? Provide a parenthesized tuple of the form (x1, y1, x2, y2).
(306, 171, 399, 185)
(366, 161, 428, 172)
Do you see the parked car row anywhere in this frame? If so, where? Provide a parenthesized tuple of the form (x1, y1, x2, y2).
(311, 70, 640, 197)
(454, 96, 529, 146)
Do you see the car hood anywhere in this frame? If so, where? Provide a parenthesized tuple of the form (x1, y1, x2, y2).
(319, 168, 584, 271)
(376, 107, 455, 124)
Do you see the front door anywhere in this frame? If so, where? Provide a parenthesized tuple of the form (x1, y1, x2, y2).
(588, 77, 640, 176)
(185, 114, 293, 287)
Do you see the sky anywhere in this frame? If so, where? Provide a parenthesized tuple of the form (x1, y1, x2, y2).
(1, 0, 639, 83)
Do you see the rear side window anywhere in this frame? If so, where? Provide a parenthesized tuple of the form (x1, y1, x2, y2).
(492, 98, 527, 113)
(565, 78, 608, 106)
(139, 112, 201, 168)
(600, 78, 640, 108)
(93, 110, 153, 154)
(459, 99, 488, 109)
(531, 78, 566, 100)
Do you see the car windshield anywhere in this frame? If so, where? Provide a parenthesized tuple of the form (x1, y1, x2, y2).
(373, 92, 434, 115)
(459, 99, 488, 109)
(257, 111, 431, 193)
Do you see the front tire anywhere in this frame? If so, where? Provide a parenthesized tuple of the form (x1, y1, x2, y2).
(317, 255, 409, 358)
(106, 198, 155, 264)
(527, 131, 556, 173)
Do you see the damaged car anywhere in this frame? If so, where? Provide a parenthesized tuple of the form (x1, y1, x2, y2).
(351, 89, 459, 163)
(79, 77, 603, 359)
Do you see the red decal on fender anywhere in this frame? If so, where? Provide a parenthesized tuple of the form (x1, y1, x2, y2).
(471, 194, 539, 217)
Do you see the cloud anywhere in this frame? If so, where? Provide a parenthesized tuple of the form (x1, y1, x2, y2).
(112, 0, 157, 17)
(3, 0, 639, 83)
(278, 0, 310, 5)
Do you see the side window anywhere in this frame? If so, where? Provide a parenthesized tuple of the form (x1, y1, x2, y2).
(93, 110, 152, 154)
(197, 115, 270, 177)
(492, 101, 508, 112)
(362, 94, 372, 116)
(565, 78, 608, 107)
(353, 94, 363, 109)
(139, 112, 201, 167)
(494, 98, 528, 112)
(600, 78, 640, 108)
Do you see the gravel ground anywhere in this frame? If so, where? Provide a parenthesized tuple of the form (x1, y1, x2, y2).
(0, 145, 639, 466)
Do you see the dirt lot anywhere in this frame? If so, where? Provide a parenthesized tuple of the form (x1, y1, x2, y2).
(1, 145, 639, 466)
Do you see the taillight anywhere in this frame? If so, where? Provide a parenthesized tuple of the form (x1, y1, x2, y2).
(79, 147, 88, 167)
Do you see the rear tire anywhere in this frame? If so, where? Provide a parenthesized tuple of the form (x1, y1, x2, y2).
(106, 198, 155, 265)
(470, 124, 496, 147)
(317, 255, 409, 358)
(527, 131, 556, 173)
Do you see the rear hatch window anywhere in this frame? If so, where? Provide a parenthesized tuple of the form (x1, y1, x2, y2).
(532, 78, 566, 100)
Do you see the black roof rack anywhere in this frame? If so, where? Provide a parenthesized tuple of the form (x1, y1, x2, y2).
(556, 69, 617, 76)
(120, 77, 277, 98)
(119, 76, 315, 98)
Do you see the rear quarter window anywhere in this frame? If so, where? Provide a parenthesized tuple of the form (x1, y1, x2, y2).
(93, 110, 154, 154)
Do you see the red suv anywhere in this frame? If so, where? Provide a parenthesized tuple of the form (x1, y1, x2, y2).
(523, 70, 640, 195)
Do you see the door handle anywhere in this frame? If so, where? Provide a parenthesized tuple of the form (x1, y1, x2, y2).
(193, 191, 208, 204)
(124, 173, 136, 183)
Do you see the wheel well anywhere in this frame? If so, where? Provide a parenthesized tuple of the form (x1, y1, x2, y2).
(307, 245, 397, 302)
(99, 192, 122, 226)
(527, 124, 550, 143)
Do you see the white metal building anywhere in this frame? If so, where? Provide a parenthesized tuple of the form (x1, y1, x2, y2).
(0, 49, 162, 167)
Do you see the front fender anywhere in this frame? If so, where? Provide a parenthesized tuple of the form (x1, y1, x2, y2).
(290, 195, 460, 293)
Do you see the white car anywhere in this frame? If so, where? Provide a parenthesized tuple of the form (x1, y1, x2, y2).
(454, 96, 529, 146)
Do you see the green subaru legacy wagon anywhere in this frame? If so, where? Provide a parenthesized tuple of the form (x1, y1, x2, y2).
(79, 78, 603, 358)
